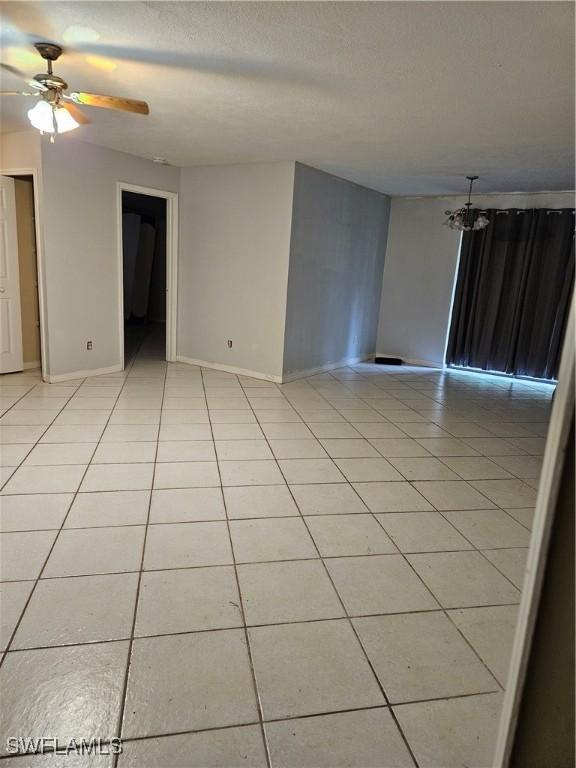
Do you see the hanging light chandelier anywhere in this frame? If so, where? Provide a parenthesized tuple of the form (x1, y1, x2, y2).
(444, 175, 490, 231)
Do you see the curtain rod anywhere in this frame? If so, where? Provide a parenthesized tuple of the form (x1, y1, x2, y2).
(482, 209, 575, 215)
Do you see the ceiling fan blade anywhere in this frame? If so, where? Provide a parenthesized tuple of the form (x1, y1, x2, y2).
(61, 101, 91, 125)
(69, 92, 149, 115)
(1, 62, 48, 91)
(0, 90, 39, 96)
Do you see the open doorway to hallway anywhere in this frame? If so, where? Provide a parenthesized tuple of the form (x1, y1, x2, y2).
(121, 191, 168, 365)
(0, 174, 42, 376)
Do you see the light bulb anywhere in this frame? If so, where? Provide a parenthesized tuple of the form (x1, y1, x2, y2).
(54, 106, 79, 133)
(27, 100, 56, 133)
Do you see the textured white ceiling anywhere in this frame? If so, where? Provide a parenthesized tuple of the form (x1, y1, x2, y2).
(1, 1, 574, 195)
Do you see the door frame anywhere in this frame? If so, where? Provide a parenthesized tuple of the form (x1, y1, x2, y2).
(494, 291, 575, 765)
(0, 167, 49, 380)
(116, 182, 178, 367)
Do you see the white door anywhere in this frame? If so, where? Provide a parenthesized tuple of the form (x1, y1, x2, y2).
(0, 176, 23, 373)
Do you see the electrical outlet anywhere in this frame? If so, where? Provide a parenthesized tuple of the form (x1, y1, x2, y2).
(87, 341, 93, 350)
(227, 340, 233, 348)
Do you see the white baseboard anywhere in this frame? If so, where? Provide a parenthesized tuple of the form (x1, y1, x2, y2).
(281, 354, 374, 383)
(375, 353, 444, 369)
(176, 356, 283, 383)
(45, 363, 124, 383)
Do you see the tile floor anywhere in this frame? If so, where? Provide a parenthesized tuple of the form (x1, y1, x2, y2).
(0, 331, 552, 767)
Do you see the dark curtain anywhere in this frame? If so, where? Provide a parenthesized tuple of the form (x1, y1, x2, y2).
(446, 208, 575, 380)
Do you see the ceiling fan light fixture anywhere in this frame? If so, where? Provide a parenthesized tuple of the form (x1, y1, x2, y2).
(27, 99, 55, 132)
(54, 105, 79, 133)
(27, 99, 79, 136)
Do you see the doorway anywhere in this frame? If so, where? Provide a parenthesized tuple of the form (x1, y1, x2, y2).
(117, 183, 178, 369)
(0, 173, 43, 375)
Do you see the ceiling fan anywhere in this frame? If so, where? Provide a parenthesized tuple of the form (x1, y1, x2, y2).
(0, 41, 149, 141)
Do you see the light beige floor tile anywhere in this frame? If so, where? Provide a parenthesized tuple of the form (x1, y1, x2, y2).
(415, 437, 484, 459)
(149, 487, 225, 523)
(445, 509, 531, 549)
(0, 580, 34, 650)
(483, 547, 529, 588)
(354, 611, 497, 703)
(238, 560, 344, 625)
(265, 708, 413, 768)
(279, 459, 345, 484)
(448, 605, 519, 685)
(0, 443, 34, 466)
(0, 641, 129, 756)
(290, 483, 368, 515)
(318, 438, 379, 458)
(219, 460, 285, 487)
(158, 424, 212, 441)
(326, 554, 438, 615)
(155, 440, 216, 462)
(352, 422, 407, 438)
(334, 457, 404, 482)
(39, 425, 105, 444)
(0, 530, 57, 580)
(489, 454, 543, 479)
(119, 725, 267, 768)
(66, 491, 151, 528)
(0, 494, 72, 532)
(81, 463, 154, 492)
(215, 440, 273, 460)
(439, 456, 514, 480)
(135, 566, 242, 636)
(387, 456, 461, 481)
(407, 551, 520, 608)
(377, 511, 473, 553)
(505, 507, 535, 529)
(23, 443, 97, 466)
(208, 410, 257, 424)
(223, 485, 298, 519)
(212, 423, 264, 440)
(92, 442, 157, 464)
(369, 438, 432, 457)
(353, 481, 433, 513)
(269, 439, 328, 459)
(261, 423, 313, 440)
(0, 426, 48, 444)
(249, 620, 385, 720)
(470, 479, 539, 508)
(413, 481, 496, 510)
(43, 526, 145, 577)
(461, 437, 526, 456)
(153, 461, 220, 489)
(12, 573, 138, 649)
(305, 514, 396, 556)
(394, 693, 502, 768)
(2, 465, 86, 495)
(160, 410, 208, 425)
(230, 517, 317, 563)
(144, 521, 233, 569)
(122, 630, 258, 737)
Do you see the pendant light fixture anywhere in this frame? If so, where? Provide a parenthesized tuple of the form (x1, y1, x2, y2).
(444, 175, 490, 231)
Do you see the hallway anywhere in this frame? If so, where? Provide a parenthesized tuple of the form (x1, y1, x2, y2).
(0, 336, 551, 766)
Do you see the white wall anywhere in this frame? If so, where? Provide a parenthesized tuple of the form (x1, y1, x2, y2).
(283, 164, 390, 377)
(39, 136, 179, 378)
(178, 162, 295, 380)
(376, 191, 576, 367)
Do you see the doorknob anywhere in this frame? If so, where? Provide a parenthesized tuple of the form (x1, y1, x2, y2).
(0, 288, 5, 293)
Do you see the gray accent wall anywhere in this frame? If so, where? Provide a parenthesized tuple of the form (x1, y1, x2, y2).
(283, 164, 390, 377)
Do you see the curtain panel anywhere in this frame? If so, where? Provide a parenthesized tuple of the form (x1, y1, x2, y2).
(446, 208, 575, 380)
